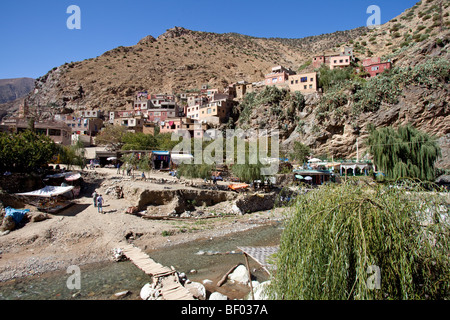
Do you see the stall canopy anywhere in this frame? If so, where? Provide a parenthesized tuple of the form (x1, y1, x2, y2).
(16, 186, 74, 198)
(65, 173, 81, 182)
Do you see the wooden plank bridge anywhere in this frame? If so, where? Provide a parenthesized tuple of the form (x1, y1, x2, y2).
(121, 244, 195, 300)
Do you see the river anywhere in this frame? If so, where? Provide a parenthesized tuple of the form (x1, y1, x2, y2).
(0, 223, 282, 300)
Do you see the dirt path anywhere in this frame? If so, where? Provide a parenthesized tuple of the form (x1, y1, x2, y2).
(0, 167, 284, 282)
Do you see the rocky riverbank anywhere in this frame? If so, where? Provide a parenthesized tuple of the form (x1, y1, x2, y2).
(0, 168, 286, 286)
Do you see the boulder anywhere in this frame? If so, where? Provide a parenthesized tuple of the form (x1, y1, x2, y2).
(140, 283, 161, 300)
(30, 212, 49, 223)
(184, 281, 206, 300)
(0, 215, 15, 232)
(227, 264, 249, 285)
(209, 292, 228, 300)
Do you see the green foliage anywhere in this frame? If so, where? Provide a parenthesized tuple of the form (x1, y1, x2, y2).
(269, 181, 450, 300)
(95, 124, 127, 150)
(298, 60, 312, 72)
(353, 58, 449, 116)
(0, 130, 58, 172)
(121, 132, 157, 150)
(58, 139, 86, 170)
(317, 65, 354, 91)
(367, 125, 441, 181)
(231, 161, 266, 183)
(155, 132, 181, 151)
(177, 163, 214, 179)
(289, 141, 311, 163)
(238, 86, 293, 125)
(316, 85, 350, 120)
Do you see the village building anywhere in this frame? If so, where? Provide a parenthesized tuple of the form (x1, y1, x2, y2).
(55, 114, 104, 146)
(312, 47, 354, 69)
(186, 95, 234, 125)
(361, 57, 392, 78)
(228, 81, 254, 99)
(78, 110, 104, 119)
(0, 118, 72, 146)
(264, 66, 296, 86)
(329, 55, 351, 70)
(134, 93, 183, 122)
(113, 116, 144, 133)
(288, 72, 318, 94)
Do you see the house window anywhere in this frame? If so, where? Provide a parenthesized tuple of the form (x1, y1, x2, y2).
(310, 78, 314, 82)
(291, 81, 294, 85)
(301, 77, 307, 83)
(372, 66, 379, 71)
(339, 60, 343, 63)
(309, 85, 313, 89)
(304, 85, 307, 90)
(345, 59, 349, 62)
(295, 80, 299, 84)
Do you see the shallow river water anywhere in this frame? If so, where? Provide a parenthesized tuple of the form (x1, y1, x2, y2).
(0, 223, 282, 300)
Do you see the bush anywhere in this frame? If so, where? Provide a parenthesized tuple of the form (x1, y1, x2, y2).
(268, 181, 450, 300)
(0, 130, 58, 172)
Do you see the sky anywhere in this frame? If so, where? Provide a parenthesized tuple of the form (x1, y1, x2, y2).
(0, 0, 419, 79)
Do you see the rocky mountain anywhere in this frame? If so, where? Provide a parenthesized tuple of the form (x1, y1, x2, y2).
(0, 78, 35, 104)
(15, 0, 450, 168)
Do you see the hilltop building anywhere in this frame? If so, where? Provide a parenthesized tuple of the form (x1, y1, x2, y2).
(361, 57, 392, 78)
(288, 72, 318, 94)
(264, 66, 296, 86)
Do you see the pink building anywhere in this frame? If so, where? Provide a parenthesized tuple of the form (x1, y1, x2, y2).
(265, 66, 295, 86)
(362, 57, 391, 77)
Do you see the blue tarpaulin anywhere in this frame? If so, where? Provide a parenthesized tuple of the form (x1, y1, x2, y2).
(5, 207, 30, 224)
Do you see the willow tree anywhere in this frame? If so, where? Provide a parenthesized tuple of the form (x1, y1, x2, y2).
(268, 181, 449, 300)
(367, 125, 441, 181)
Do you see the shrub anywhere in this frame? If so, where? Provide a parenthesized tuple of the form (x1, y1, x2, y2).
(268, 181, 450, 300)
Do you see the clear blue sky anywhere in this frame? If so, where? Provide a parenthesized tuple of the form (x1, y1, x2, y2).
(0, 0, 418, 79)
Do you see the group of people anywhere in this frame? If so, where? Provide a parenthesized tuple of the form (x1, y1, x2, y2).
(91, 190, 104, 213)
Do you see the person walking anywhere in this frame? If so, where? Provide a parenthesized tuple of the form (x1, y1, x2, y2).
(97, 194, 104, 214)
(116, 163, 121, 174)
(92, 190, 98, 207)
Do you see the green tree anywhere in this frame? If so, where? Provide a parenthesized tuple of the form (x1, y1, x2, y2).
(317, 64, 354, 91)
(177, 163, 214, 180)
(95, 125, 127, 150)
(0, 130, 58, 172)
(121, 132, 157, 150)
(289, 141, 311, 164)
(58, 139, 86, 170)
(155, 132, 182, 151)
(269, 181, 450, 300)
(367, 125, 441, 181)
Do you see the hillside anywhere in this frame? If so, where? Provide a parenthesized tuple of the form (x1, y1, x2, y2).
(22, 26, 368, 114)
(0, 78, 35, 104)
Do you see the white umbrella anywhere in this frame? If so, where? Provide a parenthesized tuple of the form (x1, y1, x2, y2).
(308, 158, 322, 163)
(304, 176, 313, 181)
(107, 157, 117, 161)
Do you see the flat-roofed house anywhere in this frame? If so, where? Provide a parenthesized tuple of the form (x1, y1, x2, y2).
(288, 72, 318, 94)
